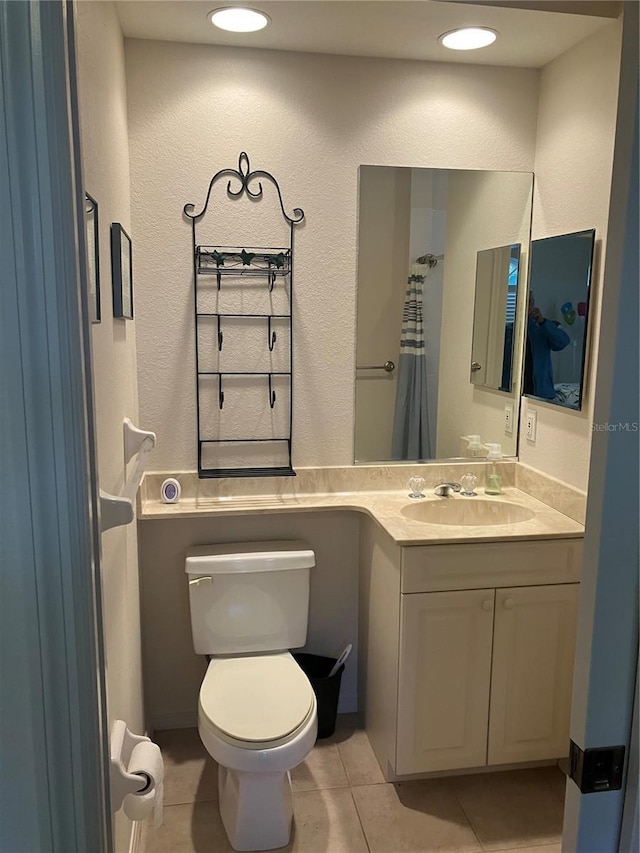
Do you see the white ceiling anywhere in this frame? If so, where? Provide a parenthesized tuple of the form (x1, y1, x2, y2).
(116, 0, 614, 68)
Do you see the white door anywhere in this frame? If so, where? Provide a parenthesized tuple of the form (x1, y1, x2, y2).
(396, 589, 494, 774)
(488, 584, 578, 766)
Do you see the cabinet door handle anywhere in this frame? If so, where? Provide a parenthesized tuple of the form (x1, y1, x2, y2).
(504, 598, 515, 609)
(482, 599, 493, 611)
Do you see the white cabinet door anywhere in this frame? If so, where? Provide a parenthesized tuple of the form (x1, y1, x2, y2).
(396, 589, 495, 774)
(488, 583, 579, 766)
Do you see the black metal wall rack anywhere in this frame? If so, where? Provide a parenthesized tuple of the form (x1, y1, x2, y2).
(184, 153, 304, 479)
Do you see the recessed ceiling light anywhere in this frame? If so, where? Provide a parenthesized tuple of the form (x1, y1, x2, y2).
(209, 7, 270, 33)
(438, 27, 498, 51)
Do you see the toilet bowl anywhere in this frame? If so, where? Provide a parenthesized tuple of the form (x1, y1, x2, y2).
(198, 652, 318, 851)
(185, 541, 317, 851)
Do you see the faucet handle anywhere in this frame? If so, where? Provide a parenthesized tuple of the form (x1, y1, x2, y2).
(408, 476, 426, 499)
(460, 473, 478, 497)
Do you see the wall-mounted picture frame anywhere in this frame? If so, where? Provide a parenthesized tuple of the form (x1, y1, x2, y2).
(111, 222, 133, 320)
(85, 193, 100, 324)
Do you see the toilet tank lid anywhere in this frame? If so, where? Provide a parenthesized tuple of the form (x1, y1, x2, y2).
(185, 540, 315, 575)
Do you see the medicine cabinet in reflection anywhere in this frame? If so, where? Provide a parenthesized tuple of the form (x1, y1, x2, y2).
(470, 244, 522, 393)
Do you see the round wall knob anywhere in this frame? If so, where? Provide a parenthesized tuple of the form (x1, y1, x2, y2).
(482, 599, 493, 611)
(504, 598, 514, 609)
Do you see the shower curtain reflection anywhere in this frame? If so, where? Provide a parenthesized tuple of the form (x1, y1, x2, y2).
(391, 270, 431, 460)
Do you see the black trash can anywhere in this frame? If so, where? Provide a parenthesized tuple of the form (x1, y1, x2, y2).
(293, 653, 345, 739)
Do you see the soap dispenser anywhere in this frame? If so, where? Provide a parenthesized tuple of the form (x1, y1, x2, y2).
(485, 443, 503, 495)
(464, 435, 484, 457)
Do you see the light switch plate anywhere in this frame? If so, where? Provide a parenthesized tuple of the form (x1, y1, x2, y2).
(525, 409, 537, 442)
(504, 404, 514, 435)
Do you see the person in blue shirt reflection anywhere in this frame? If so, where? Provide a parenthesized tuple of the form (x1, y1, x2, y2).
(523, 292, 570, 400)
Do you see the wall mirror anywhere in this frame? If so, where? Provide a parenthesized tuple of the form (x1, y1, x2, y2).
(524, 229, 595, 411)
(355, 166, 533, 464)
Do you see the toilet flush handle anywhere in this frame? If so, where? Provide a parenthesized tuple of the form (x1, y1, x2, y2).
(189, 577, 213, 587)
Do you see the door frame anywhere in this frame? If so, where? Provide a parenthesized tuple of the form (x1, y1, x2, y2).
(0, 1, 110, 850)
(562, 3, 639, 849)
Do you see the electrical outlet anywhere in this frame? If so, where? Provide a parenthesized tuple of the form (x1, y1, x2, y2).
(525, 409, 537, 442)
(504, 404, 514, 435)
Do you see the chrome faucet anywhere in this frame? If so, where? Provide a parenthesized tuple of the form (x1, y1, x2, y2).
(434, 481, 462, 497)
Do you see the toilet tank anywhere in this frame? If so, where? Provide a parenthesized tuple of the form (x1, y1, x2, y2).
(185, 541, 315, 655)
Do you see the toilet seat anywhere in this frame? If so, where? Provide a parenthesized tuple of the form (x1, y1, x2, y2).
(199, 654, 315, 750)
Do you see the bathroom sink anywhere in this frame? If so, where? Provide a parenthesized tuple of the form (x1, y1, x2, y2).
(401, 499, 535, 527)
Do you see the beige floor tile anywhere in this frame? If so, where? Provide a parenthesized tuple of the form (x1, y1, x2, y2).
(291, 741, 349, 792)
(141, 786, 367, 853)
(319, 713, 385, 786)
(285, 788, 369, 852)
(141, 801, 234, 853)
(498, 845, 562, 853)
(352, 780, 482, 853)
(450, 769, 564, 851)
(155, 728, 218, 805)
(337, 727, 386, 787)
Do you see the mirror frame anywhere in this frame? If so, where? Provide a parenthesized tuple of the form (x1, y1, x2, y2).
(85, 192, 101, 324)
(522, 228, 595, 412)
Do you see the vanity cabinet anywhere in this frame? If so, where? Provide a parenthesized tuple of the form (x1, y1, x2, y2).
(359, 523, 583, 780)
(396, 588, 495, 774)
(396, 583, 579, 775)
(488, 584, 579, 766)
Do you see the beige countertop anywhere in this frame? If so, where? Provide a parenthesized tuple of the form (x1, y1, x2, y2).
(139, 486, 584, 546)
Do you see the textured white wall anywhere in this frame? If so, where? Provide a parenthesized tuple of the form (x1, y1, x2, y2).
(75, 4, 143, 851)
(520, 20, 622, 490)
(437, 170, 533, 458)
(125, 40, 540, 470)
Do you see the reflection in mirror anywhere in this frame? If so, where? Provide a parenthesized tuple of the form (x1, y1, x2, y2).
(355, 167, 533, 464)
(471, 244, 522, 393)
(524, 229, 595, 411)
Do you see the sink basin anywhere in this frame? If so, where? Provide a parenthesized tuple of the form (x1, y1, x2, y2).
(401, 499, 536, 527)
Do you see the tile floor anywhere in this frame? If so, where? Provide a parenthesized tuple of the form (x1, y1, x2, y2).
(140, 716, 566, 853)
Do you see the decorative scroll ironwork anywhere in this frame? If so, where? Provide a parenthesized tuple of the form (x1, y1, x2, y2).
(183, 151, 305, 226)
(185, 153, 303, 479)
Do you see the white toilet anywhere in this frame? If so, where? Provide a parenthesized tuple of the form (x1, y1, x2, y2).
(185, 541, 318, 852)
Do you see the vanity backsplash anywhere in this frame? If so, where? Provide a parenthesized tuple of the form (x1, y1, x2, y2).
(142, 461, 586, 525)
